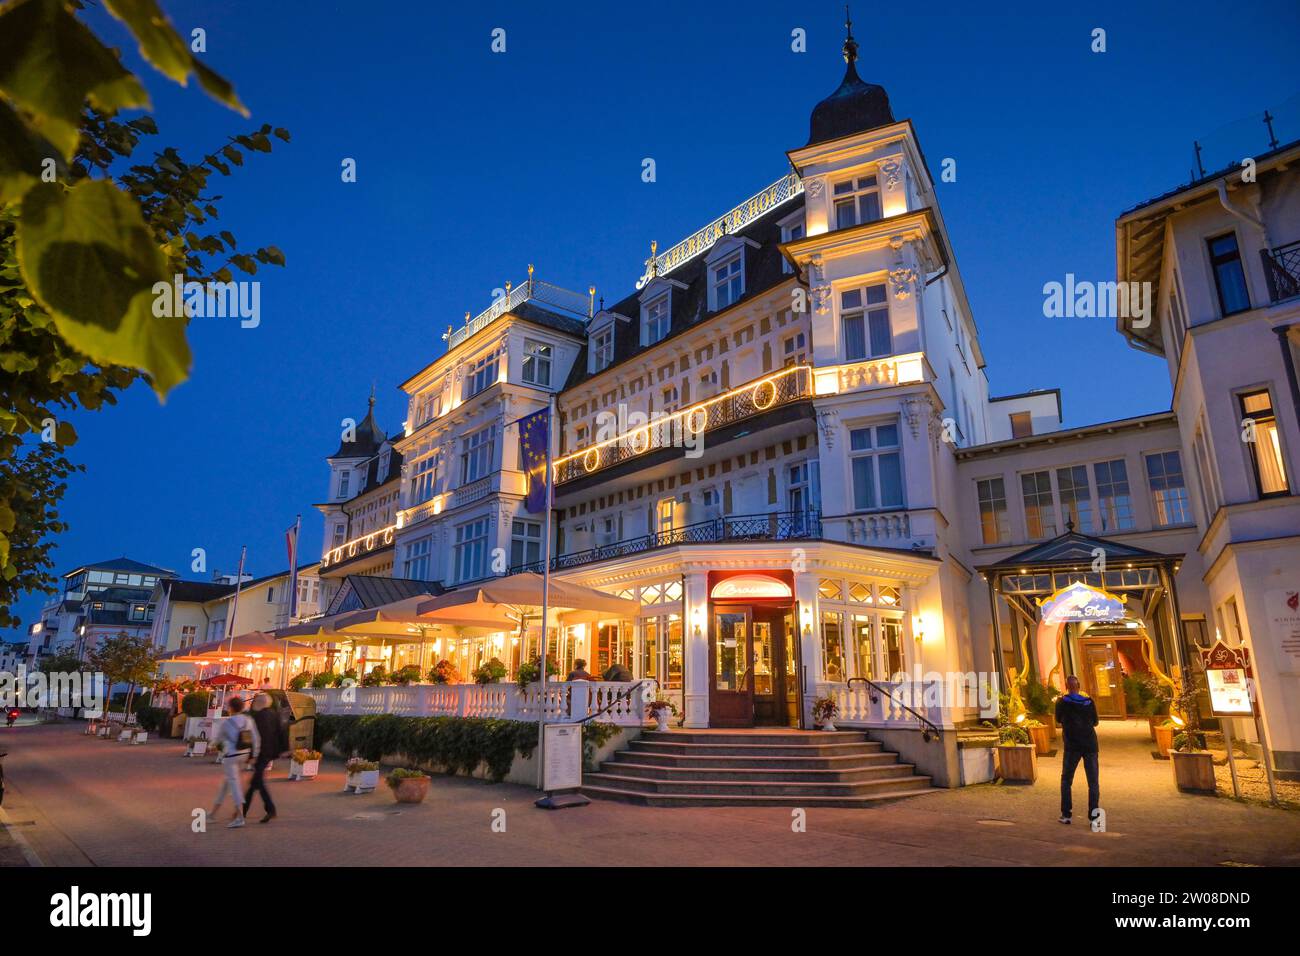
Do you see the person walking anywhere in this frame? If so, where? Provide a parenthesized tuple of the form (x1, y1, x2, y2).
(243, 692, 280, 824)
(1055, 675, 1100, 825)
(211, 695, 258, 829)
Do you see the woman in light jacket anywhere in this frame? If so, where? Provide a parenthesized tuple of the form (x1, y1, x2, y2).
(211, 695, 259, 829)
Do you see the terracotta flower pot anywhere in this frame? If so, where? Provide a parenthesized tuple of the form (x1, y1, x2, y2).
(1028, 724, 1052, 756)
(392, 776, 430, 804)
(1154, 724, 1174, 757)
(997, 744, 1037, 783)
(1171, 750, 1216, 794)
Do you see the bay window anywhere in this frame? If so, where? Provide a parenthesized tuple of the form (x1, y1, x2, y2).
(841, 283, 891, 361)
(833, 174, 882, 229)
(849, 422, 903, 511)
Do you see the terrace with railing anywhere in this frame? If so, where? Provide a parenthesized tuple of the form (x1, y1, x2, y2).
(511, 510, 822, 574)
(445, 273, 594, 352)
(555, 365, 813, 486)
(1261, 240, 1300, 303)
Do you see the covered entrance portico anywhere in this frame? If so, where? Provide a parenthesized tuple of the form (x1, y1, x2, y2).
(979, 527, 1189, 714)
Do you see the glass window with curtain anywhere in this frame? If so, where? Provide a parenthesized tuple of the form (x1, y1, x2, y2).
(1093, 459, 1135, 531)
(1240, 389, 1290, 495)
(851, 614, 875, 680)
(977, 477, 1010, 544)
(849, 423, 903, 511)
(821, 611, 846, 683)
(1056, 465, 1092, 531)
(1021, 470, 1057, 539)
(840, 284, 891, 361)
(1207, 232, 1251, 315)
(1145, 451, 1190, 526)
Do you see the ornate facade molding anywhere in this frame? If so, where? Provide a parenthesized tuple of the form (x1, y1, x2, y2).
(816, 408, 839, 449)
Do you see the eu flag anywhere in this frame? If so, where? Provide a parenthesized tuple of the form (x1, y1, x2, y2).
(519, 408, 550, 513)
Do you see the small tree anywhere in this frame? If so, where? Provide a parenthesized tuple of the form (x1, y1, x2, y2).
(85, 632, 158, 716)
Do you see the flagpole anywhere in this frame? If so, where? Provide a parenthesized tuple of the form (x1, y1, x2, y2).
(226, 546, 246, 654)
(537, 392, 555, 791)
(282, 515, 301, 690)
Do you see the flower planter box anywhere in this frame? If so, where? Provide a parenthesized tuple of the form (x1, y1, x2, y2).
(117, 729, 133, 742)
(1154, 725, 1174, 757)
(1172, 750, 1216, 794)
(289, 758, 320, 781)
(132, 731, 147, 745)
(186, 740, 208, 757)
(344, 769, 380, 794)
(996, 744, 1037, 783)
(97, 725, 111, 738)
(1028, 724, 1052, 756)
(1031, 712, 1057, 742)
(391, 776, 430, 804)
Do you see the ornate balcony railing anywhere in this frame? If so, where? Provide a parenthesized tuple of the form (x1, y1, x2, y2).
(554, 365, 813, 486)
(511, 510, 821, 574)
(446, 275, 593, 352)
(1261, 241, 1300, 303)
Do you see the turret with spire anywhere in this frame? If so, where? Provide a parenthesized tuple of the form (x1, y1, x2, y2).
(807, 6, 895, 147)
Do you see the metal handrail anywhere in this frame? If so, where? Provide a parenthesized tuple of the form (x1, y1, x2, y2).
(576, 679, 653, 726)
(846, 676, 941, 742)
(1260, 241, 1300, 303)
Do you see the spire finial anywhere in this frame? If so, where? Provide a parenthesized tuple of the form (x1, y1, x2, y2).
(843, 4, 858, 65)
(368, 381, 376, 411)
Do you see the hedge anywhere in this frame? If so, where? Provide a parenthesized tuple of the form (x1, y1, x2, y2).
(313, 714, 540, 782)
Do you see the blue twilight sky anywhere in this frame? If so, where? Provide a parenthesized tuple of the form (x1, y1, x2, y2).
(8, 0, 1300, 635)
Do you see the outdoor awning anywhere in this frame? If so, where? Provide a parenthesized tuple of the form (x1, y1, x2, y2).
(414, 572, 639, 623)
(157, 631, 316, 661)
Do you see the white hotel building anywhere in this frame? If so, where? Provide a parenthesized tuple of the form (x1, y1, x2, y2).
(309, 33, 1300, 786)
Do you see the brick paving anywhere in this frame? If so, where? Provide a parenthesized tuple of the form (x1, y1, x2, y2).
(1, 720, 1297, 867)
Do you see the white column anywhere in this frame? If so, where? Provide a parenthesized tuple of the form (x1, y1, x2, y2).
(683, 571, 709, 728)
(795, 571, 821, 727)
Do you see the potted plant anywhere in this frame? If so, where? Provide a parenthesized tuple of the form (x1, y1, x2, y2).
(288, 671, 313, 691)
(359, 666, 387, 687)
(388, 664, 422, 685)
(429, 659, 460, 684)
(311, 671, 337, 690)
(1023, 717, 1052, 756)
(473, 658, 507, 685)
(290, 748, 321, 780)
(344, 758, 380, 793)
(1154, 718, 1176, 757)
(646, 695, 679, 731)
(332, 668, 358, 688)
(995, 724, 1036, 782)
(1022, 678, 1060, 741)
(516, 656, 559, 689)
(386, 768, 430, 804)
(185, 734, 208, 757)
(811, 694, 839, 731)
(132, 729, 148, 744)
(1171, 732, 1215, 793)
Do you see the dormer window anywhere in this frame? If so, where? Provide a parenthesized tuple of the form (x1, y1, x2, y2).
(833, 174, 881, 229)
(592, 326, 614, 371)
(522, 339, 552, 387)
(781, 217, 805, 274)
(644, 295, 670, 345)
(337, 469, 351, 499)
(712, 254, 743, 310)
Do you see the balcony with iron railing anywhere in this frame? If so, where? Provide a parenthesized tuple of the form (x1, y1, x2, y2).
(554, 365, 814, 487)
(510, 510, 822, 574)
(445, 272, 594, 352)
(1261, 241, 1300, 304)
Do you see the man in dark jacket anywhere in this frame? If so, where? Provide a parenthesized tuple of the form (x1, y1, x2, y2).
(1055, 675, 1100, 825)
(243, 693, 280, 823)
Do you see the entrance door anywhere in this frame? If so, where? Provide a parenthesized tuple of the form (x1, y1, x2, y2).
(752, 608, 791, 726)
(1080, 640, 1125, 718)
(710, 609, 753, 727)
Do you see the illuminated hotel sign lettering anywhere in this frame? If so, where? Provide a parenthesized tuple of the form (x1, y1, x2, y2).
(710, 574, 793, 600)
(1038, 581, 1126, 625)
(637, 173, 804, 289)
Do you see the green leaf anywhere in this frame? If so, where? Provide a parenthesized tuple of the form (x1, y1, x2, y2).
(16, 179, 190, 396)
(0, 502, 13, 533)
(0, 0, 150, 159)
(104, 0, 247, 115)
(273, 128, 290, 142)
(0, 95, 58, 204)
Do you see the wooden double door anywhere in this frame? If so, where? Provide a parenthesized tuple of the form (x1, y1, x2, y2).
(709, 604, 799, 727)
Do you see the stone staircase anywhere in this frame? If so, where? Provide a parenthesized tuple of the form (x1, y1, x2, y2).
(582, 729, 934, 807)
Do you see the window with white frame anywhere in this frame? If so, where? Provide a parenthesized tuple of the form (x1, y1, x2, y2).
(781, 218, 805, 273)
(592, 326, 614, 371)
(411, 455, 437, 504)
(522, 339, 552, 387)
(787, 460, 820, 513)
(1093, 459, 1135, 531)
(849, 423, 903, 511)
(644, 295, 670, 344)
(833, 174, 882, 229)
(180, 624, 197, 648)
(782, 330, 807, 366)
(840, 284, 891, 361)
(460, 425, 496, 484)
(332, 522, 346, 547)
(462, 350, 497, 401)
(1145, 451, 1190, 527)
(454, 518, 490, 581)
(712, 253, 743, 310)
(510, 519, 542, 569)
(402, 536, 430, 580)
(1056, 465, 1092, 532)
(1021, 470, 1057, 540)
(1240, 389, 1290, 496)
(337, 469, 350, 499)
(976, 477, 1010, 544)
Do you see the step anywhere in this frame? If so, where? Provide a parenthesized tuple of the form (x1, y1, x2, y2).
(601, 760, 921, 784)
(628, 740, 881, 758)
(611, 750, 899, 771)
(582, 770, 931, 798)
(581, 784, 939, 809)
(639, 730, 868, 746)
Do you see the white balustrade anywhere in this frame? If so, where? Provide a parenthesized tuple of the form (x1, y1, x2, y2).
(303, 680, 647, 726)
(816, 680, 951, 730)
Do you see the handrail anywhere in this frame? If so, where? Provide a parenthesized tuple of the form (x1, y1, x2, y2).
(576, 679, 652, 726)
(846, 677, 941, 742)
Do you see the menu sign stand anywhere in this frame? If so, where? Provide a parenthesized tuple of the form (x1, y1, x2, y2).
(1201, 641, 1277, 804)
(535, 723, 590, 810)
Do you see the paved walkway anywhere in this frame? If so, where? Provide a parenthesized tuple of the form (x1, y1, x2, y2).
(1, 720, 1297, 867)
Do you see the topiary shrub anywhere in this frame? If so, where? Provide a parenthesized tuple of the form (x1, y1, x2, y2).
(181, 691, 212, 718)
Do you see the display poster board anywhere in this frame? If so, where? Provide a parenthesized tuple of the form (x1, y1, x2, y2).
(1201, 641, 1255, 717)
(542, 723, 583, 792)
